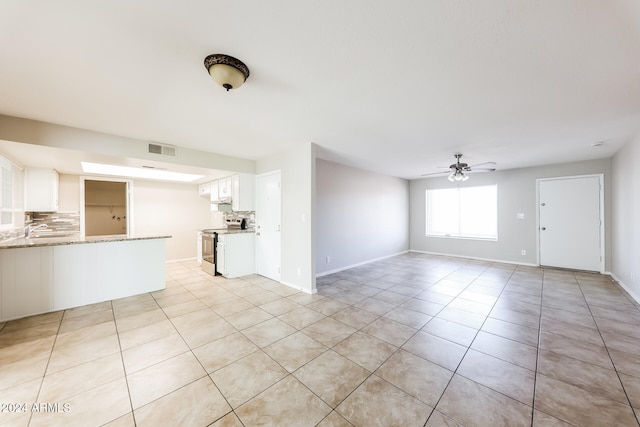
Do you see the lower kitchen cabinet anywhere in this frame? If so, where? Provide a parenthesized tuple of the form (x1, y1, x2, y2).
(0, 237, 167, 322)
(0, 247, 53, 321)
(217, 233, 255, 278)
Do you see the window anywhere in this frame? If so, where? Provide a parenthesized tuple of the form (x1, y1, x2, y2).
(0, 155, 23, 230)
(426, 185, 497, 239)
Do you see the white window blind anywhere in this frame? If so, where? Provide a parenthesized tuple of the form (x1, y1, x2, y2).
(426, 185, 497, 239)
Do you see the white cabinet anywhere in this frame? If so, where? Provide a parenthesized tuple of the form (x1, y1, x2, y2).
(210, 180, 219, 211)
(198, 182, 211, 197)
(232, 173, 256, 211)
(0, 238, 167, 321)
(24, 168, 59, 212)
(0, 247, 53, 321)
(218, 176, 232, 198)
(216, 233, 255, 278)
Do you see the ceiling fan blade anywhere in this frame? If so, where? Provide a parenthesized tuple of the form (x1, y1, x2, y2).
(467, 167, 496, 173)
(468, 161, 496, 169)
(420, 170, 450, 177)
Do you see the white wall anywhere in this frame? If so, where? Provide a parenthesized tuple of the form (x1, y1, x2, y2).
(611, 135, 640, 301)
(58, 175, 210, 261)
(133, 180, 210, 261)
(257, 143, 315, 293)
(316, 159, 409, 275)
(410, 159, 612, 268)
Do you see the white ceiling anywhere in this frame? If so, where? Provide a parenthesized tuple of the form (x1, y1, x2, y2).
(1, 0, 640, 179)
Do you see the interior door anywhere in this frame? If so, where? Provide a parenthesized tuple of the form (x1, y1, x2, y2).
(256, 171, 281, 281)
(538, 175, 603, 272)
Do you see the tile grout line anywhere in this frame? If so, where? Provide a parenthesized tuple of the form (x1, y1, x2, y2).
(112, 298, 139, 426)
(156, 275, 240, 423)
(574, 273, 640, 426)
(421, 261, 521, 426)
(26, 310, 64, 427)
(528, 268, 547, 427)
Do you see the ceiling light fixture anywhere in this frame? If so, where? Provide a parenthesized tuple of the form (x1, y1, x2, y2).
(81, 162, 204, 182)
(448, 169, 469, 182)
(204, 54, 250, 91)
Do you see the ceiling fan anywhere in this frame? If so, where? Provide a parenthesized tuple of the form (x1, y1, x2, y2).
(421, 154, 496, 182)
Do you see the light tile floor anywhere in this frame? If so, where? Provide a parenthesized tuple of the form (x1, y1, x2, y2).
(1, 253, 640, 426)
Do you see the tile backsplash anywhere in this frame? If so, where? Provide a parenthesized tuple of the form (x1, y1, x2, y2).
(225, 211, 255, 228)
(26, 211, 81, 234)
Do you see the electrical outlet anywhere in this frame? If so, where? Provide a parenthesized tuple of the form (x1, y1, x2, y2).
(326, 256, 330, 264)
(521, 249, 526, 256)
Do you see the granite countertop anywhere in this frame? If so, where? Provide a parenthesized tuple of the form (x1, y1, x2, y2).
(0, 234, 172, 249)
(198, 228, 255, 235)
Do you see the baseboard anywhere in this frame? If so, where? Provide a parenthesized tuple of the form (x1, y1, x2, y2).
(609, 273, 640, 305)
(315, 250, 410, 278)
(280, 280, 317, 295)
(166, 257, 197, 264)
(408, 250, 539, 267)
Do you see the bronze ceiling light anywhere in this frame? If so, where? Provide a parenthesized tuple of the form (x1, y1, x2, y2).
(204, 54, 250, 91)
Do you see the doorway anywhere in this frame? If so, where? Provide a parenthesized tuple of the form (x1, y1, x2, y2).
(537, 175, 603, 272)
(256, 171, 281, 281)
(81, 178, 132, 236)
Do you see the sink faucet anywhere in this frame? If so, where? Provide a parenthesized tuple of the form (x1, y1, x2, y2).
(25, 223, 48, 238)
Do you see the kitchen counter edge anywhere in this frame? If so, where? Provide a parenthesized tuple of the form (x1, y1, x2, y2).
(197, 228, 255, 235)
(0, 234, 172, 249)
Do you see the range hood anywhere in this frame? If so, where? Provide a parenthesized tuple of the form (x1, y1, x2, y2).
(211, 196, 232, 205)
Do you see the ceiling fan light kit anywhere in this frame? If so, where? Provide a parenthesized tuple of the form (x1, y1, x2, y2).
(204, 54, 250, 91)
(448, 170, 469, 182)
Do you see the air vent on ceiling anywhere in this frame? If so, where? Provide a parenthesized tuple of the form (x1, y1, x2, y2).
(148, 143, 177, 157)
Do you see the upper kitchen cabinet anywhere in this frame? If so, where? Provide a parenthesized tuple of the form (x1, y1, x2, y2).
(198, 182, 211, 197)
(209, 179, 219, 211)
(24, 168, 59, 212)
(218, 176, 232, 199)
(232, 173, 255, 211)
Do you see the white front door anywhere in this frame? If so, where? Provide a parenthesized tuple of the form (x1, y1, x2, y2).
(256, 171, 281, 281)
(538, 175, 603, 272)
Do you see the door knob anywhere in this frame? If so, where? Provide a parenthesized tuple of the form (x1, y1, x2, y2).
(541, 227, 546, 231)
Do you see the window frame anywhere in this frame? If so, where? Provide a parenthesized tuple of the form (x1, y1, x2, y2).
(425, 184, 498, 241)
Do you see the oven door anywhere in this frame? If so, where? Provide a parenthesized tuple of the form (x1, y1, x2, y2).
(201, 232, 216, 275)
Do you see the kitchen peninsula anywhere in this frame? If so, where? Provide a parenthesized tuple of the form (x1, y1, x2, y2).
(0, 234, 170, 322)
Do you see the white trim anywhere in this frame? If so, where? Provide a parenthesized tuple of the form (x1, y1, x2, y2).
(79, 176, 134, 237)
(409, 249, 539, 267)
(316, 250, 410, 277)
(536, 174, 605, 273)
(279, 279, 316, 294)
(609, 273, 640, 305)
(166, 257, 196, 264)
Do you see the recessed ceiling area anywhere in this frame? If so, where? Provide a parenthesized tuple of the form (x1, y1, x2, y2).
(0, 140, 232, 184)
(1, 1, 639, 179)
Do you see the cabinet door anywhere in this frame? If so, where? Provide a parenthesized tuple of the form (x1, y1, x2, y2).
(232, 174, 256, 211)
(1, 247, 53, 321)
(218, 177, 232, 198)
(25, 168, 59, 212)
(198, 182, 211, 197)
(210, 180, 219, 211)
(220, 233, 255, 278)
